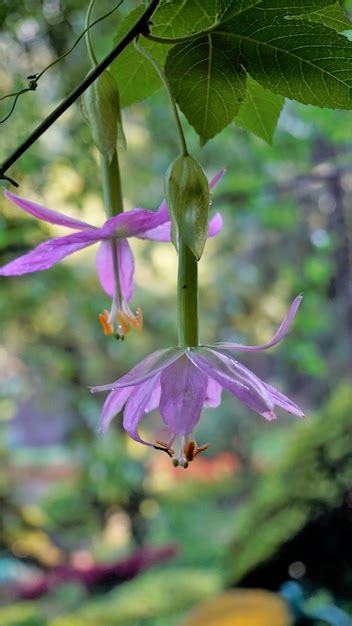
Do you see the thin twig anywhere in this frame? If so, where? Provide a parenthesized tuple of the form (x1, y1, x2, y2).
(0, 0, 123, 124)
(0, 0, 160, 185)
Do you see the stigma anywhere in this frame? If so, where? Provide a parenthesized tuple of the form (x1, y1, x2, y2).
(154, 435, 209, 468)
(99, 303, 143, 339)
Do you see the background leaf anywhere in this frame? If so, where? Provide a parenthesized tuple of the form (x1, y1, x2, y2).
(110, 7, 168, 107)
(293, 2, 352, 32)
(166, 34, 246, 144)
(255, 0, 339, 15)
(217, 0, 261, 23)
(153, 0, 218, 36)
(234, 77, 284, 144)
(111, 2, 219, 108)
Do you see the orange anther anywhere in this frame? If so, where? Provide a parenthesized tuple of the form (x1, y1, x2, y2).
(99, 310, 113, 336)
(116, 311, 130, 336)
(184, 440, 209, 462)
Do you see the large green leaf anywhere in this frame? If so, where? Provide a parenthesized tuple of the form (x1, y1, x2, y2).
(234, 77, 284, 143)
(255, 0, 338, 15)
(166, 34, 246, 144)
(111, 2, 219, 107)
(217, 0, 261, 22)
(293, 2, 352, 32)
(110, 6, 169, 107)
(153, 0, 218, 36)
(218, 13, 352, 108)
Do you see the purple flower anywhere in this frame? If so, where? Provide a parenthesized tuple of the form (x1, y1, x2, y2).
(91, 296, 304, 467)
(0, 171, 223, 337)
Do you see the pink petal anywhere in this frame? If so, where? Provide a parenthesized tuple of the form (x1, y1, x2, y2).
(159, 355, 208, 435)
(208, 212, 223, 237)
(204, 377, 222, 408)
(90, 348, 186, 392)
(118, 239, 134, 301)
(0, 229, 101, 276)
(141, 212, 223, 243)
(213, 296, 302, 353)
(145, 380, 161, 412)
(96, 240, 114, 297)
(155, 198, 168, 221)
(209, 169, 225, 189)
(265, 382, 304, 417)
(137, 222, 172, 242)
(99, 386, 133, 433)
(4, 191, 91, 230)
(101, 207, 167, 239)
(187, 348, 274, 418)
(123, 375, 160, 445)
(95, 239, 134, 300)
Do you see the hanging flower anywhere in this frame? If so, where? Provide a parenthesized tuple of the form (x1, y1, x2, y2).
(91, 296, 304, 467)
(0, 171, 223, 337)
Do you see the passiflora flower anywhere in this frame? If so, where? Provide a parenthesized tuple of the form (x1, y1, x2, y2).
(91, 296, 304, 468)
(0, 171, 223, 337)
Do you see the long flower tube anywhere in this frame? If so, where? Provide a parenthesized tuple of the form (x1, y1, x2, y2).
(92, 296, 304, 468)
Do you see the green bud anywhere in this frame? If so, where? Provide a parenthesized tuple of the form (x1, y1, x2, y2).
(81, 70, 126, 161)
(165, 155, 210, 260)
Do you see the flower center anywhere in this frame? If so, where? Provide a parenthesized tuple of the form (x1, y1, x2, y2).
(99, 302, 143, 339)
(154, 435, 209, 469)
(98, 239, 143, 339)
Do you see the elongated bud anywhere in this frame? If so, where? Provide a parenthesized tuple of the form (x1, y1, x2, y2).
(81, 70, 126, 161)
(165, 155, 210, 260)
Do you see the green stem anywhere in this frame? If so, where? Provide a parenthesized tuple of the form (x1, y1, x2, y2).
(100, 152, 124, 306)
(177, 240, 199, 347)
(85, 0, 99, 66)
(85, 0, 124, 314)
(134, 38, 188, 156)
(85, 0, 124, 219)
(100, 152, 124, 217)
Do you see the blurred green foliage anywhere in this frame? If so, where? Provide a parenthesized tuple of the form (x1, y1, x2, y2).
(228, 384, 352, 583)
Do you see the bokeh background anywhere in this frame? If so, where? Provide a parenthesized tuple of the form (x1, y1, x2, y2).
(1, 1, 352, 625)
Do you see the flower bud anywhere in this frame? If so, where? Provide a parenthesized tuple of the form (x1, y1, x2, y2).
(82, 70, 126, 161)
(165, 155, 210, 259)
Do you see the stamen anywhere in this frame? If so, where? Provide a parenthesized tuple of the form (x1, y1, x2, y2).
(136, 306, 143, 332)
(154, 436, 209, 468)
(184, 440, 196, 462)
(100, 302, 143, 339)
(116, 311, 131, 336)
(154, 439, 175, 457)
(194, 443, 209, 457)
(98, 310, 114, 336)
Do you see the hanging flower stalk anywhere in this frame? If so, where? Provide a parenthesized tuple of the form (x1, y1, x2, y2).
(92, 39, 304, 468)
